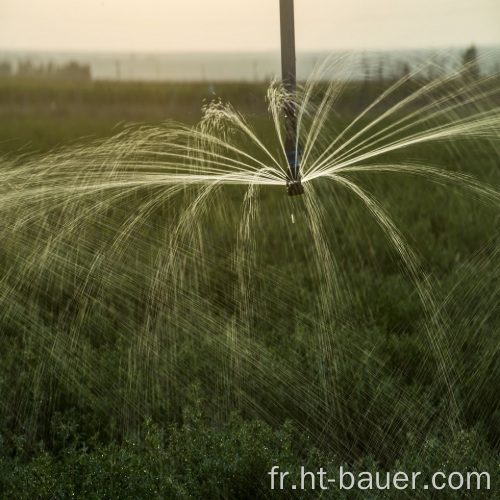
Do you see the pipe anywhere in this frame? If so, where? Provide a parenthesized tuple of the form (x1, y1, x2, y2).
(280, 0, 304, 196)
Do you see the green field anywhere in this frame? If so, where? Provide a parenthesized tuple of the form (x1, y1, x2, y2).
(0, 75, 499, 498)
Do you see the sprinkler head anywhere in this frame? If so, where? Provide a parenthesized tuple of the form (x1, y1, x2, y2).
(287, 181, 304, 196)
(287, 178, 304, 196)
(286, 150, 304, 196)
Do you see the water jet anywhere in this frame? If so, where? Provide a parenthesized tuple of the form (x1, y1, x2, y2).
(1, 40, 500, 490)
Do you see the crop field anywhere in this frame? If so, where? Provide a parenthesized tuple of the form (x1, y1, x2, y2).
(0, 72, 499, 498)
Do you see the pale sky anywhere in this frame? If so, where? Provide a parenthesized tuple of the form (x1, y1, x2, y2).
(1, 0, 499, 53)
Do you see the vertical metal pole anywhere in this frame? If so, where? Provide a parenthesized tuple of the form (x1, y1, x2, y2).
(280, 0, 297, 93)
(280, 0, 303, 195)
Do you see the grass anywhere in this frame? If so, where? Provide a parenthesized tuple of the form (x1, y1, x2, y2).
(0, 78, 272, 155)
(0, 75, 499, 498)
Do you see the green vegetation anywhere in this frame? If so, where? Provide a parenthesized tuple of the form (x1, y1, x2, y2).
(1, 412, 497, 498)
(0, 76, 499, 498)
(0, 78, 272, 155)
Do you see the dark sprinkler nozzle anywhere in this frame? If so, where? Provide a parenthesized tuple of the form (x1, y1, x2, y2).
(287, 179, 305, 196)
(286, 149, 304, 196)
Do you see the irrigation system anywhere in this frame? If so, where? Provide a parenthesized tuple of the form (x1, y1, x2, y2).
(280, 0, 304, 196)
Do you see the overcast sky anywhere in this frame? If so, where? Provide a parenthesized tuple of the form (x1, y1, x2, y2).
(1, 0, 499, 53)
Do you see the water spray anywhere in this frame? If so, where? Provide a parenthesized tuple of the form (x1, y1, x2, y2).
(280, 0, 304, 196)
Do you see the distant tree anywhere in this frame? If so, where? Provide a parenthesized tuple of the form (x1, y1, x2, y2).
(399, 61, 411, 79)
(427, 55, 445, 81)
(15, 59, 90, 81)
(17, 60, 35, 77)
(57, 61, 91, 81)
(461, 44, 480, 80)
(0, 61, 11, 77)
(377, 58, 384, 82)
(361, 55, 370, 82)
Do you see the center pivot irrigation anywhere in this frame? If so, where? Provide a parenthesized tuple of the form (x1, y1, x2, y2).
(280, 0, 304, 196)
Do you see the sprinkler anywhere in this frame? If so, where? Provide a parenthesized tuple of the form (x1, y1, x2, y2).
(280, 0, 304, 196)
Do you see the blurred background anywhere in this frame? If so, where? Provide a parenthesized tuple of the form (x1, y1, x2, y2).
(1, 0, 499, 156)
(1, 0, 500, 81)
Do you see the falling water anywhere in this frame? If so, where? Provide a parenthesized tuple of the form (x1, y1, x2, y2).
(1, 55, 499, 467)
